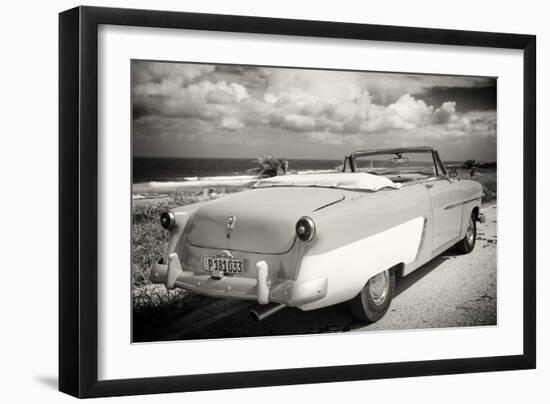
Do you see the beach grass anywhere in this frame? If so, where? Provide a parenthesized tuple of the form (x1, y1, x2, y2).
(132, 187, 246, 291)
(456, 168, 497, 204)
(132, 188, 246, 335)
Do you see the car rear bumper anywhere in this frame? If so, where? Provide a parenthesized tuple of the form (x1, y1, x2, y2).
(149, 252, 328, 307)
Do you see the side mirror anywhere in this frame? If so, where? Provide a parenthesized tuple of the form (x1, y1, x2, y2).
(449, 169, 458, 178)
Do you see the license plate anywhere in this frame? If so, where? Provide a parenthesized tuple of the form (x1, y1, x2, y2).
(203, 256, 245, 274)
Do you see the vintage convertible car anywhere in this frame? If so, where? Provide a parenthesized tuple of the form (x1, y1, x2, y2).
(150, 147, 484, 323)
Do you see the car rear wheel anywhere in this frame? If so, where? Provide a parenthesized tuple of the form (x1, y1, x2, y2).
(349, 269, 395, 323)
(455, 214, 476, 254)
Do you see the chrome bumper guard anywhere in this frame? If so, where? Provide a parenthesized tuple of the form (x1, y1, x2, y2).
(150, 253, 327, 307)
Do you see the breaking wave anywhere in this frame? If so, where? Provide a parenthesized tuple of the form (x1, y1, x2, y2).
(132, 169, 339, 195)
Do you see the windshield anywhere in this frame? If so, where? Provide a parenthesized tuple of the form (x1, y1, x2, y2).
(351, 152, 440, 182)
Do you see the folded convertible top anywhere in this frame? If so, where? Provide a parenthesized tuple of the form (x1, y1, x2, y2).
(253, 172, 400, 191)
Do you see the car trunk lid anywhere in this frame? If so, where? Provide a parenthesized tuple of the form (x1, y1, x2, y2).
(185, 187, 345, 254)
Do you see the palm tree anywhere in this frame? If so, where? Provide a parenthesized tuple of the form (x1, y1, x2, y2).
(463, 159, 479, 177)
(249, 154, 288, 177)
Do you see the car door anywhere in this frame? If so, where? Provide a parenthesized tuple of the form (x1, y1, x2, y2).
(424, 178, 463, 251)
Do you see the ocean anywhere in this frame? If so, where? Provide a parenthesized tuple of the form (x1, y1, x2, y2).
(132, 156, 468, 196)
(133, 157, 342, 195)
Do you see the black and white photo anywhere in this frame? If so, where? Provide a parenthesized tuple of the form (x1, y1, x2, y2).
(131, 61, 498, 342)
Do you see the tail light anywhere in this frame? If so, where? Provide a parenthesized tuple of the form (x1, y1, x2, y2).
(296, 216, 316, 242)
(160, 211, 175, 230)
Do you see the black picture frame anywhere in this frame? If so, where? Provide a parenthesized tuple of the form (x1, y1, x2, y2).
(59, 6, 536, 398)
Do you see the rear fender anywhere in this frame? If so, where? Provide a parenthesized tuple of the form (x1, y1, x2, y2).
(164, 201, 209, 262)
(297, 215, 425, 310)
(293, 185, 431, 310)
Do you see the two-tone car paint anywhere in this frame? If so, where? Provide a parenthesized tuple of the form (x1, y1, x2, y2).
(150, 147, 483, 316)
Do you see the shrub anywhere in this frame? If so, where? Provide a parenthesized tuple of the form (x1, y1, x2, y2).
(248, 154, 288, 177)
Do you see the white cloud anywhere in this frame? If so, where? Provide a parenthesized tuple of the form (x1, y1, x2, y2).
(263, 93, 278, 104)
(199, 81, 249, 103)
(133, 62, 495, 161)
(433, 101, 457, 124)
(386, 94, 434, 128)
(274, 114, 317, 132)
(134, 79, 250, 122)
(220, 116, 245, 131)
(258, 91, 457, 135)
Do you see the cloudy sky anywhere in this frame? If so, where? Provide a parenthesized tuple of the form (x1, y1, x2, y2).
(132, 61, 496, 162)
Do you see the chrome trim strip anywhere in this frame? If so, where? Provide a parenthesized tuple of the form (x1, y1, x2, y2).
(444, 201, 463, 210)
(414, 217, 428, 261)
(313, 195, 346, 212)
(444, 196, 481, 210)
(463, 196, 482, 204)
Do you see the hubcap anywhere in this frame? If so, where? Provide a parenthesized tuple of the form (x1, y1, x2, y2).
(466, 218, 475, 245)
(369, 271, 390, 305)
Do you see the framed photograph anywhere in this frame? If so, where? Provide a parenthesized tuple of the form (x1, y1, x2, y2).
(59, 6, 536, 398)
